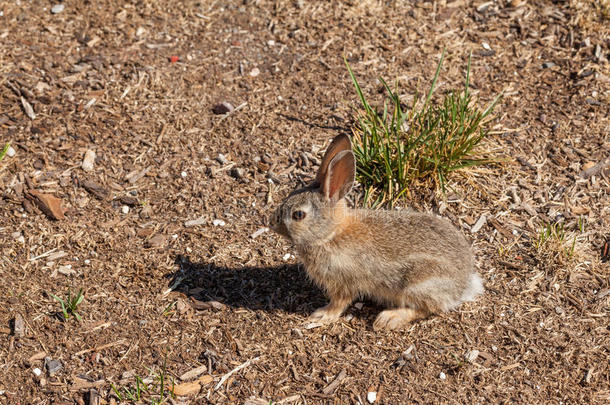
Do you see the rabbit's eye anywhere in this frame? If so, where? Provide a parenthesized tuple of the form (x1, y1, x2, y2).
(292, 210, 306, 221)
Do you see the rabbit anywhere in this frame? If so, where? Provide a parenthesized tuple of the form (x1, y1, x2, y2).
(271, 134, 483, 330)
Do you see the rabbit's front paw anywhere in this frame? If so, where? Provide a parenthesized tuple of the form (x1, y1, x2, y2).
(308, 305, 342, 323)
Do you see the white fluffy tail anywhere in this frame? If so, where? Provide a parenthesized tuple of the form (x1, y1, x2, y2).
(460, 273, 484, 303)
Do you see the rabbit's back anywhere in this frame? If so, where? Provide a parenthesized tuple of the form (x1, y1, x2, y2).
(300, 209, 476, 307)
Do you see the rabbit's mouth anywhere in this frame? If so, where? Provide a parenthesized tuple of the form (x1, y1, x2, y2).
(270, 219, 289, 238)
(269, 209, 289, 237)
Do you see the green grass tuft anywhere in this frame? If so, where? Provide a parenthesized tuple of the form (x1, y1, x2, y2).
(50, 287, 84, 321)
(0, 142, 10, 163)
(346, 51, 501, 206)
(110, 360, 174, 404)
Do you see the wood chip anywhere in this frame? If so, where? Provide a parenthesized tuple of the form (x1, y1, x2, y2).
(470, 214, 487, 233)
(21, 96, 36, 119)
(500, 362, 520, 371)
(26, 190, 65, 220)
(190, 300, 226, 311)
(88, 388, 100, 405)
(179, 365, 208, 381)
(27, 351, 47, 365)
(580, 157, 610, 179)
(70, 377, 105, 391)
(172, 381, 201, 396)
(184, 216, 206, 227)
(125, 166, 150, 184)
(145, 234, 166, 248)
(243, 399, 269, 405)
(81, 180, 109, 200)
(198, 374, 213, 385)
(13, 313, 25, 337)
(322, 369, 346, 395)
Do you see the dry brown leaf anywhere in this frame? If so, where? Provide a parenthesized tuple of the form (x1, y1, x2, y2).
(26, 190, 65, 220)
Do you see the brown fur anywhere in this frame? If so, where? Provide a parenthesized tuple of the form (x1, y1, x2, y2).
(271, 135, 483, 330)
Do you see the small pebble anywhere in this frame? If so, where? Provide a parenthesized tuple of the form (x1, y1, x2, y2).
(145, 234, 165, 248)
(482, 42, 491, 51)
(367, 391, 377, 403)
(6, 146, 16, 157)
(81, 149, 96, 172)
(212, 102, 234, 115)
(44, 358, 62, 376)
(172, 234, 178, 239)
(121, 205, 130, 214)
(282, 253, 291, 261)
(267, 40, 275, 46)
(439, 372, 447, 380)
(354, 302, 364, 310)
(249, 67, 260, 77)
(465, 349, 480, 363)
(84, 259, 90, 265)
(58, 264, 75, 276)
(51, 4, 64, 14)
(216, 154, 228, 165)
(230, 167, 244, 179)
(33, 368, 42, 377)
(212, 219, 225, 227)
(180, 171, 187, 178)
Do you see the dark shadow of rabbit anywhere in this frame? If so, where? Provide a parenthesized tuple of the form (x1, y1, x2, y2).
(167, 255, 328, 316)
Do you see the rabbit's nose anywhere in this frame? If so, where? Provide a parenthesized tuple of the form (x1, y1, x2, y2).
(270, 207, 282, 228)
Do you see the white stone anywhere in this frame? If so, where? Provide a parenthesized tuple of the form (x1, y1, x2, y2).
(180, 171, 187, 178)
(51, 4, 64, 13)
(81, 149, 96, 172)
(282, 253, 291, 261)
(367, 391, 377, 403)
(33, 368, 42, 376)
(439, 372, 446, 380)
(121, 205, 130, 214)
(6, 146, 16, 157)
(212, 219, 225, 227)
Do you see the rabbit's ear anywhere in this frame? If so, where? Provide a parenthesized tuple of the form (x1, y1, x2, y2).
(322, 150, 355, 202)
(315, 134, 352, 186)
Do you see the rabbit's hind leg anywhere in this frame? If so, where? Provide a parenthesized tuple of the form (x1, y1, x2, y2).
(373, 307, 429, 330)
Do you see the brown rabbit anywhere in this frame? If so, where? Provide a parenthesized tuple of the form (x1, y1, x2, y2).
(271, 134, 483, 330)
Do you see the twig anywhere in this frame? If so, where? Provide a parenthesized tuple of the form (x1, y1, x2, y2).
(219, 102, 248, 123)
(214, 356, 260, 391)
(29, 248, 58, 262)
(322, 369, 346, 395)
(74, 339, 127, 356)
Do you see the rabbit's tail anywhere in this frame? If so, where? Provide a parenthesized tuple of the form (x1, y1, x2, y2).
(460, 273, 484, 303)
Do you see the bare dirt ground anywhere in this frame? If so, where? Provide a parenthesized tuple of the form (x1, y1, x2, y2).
(1, 0, 609, 404)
